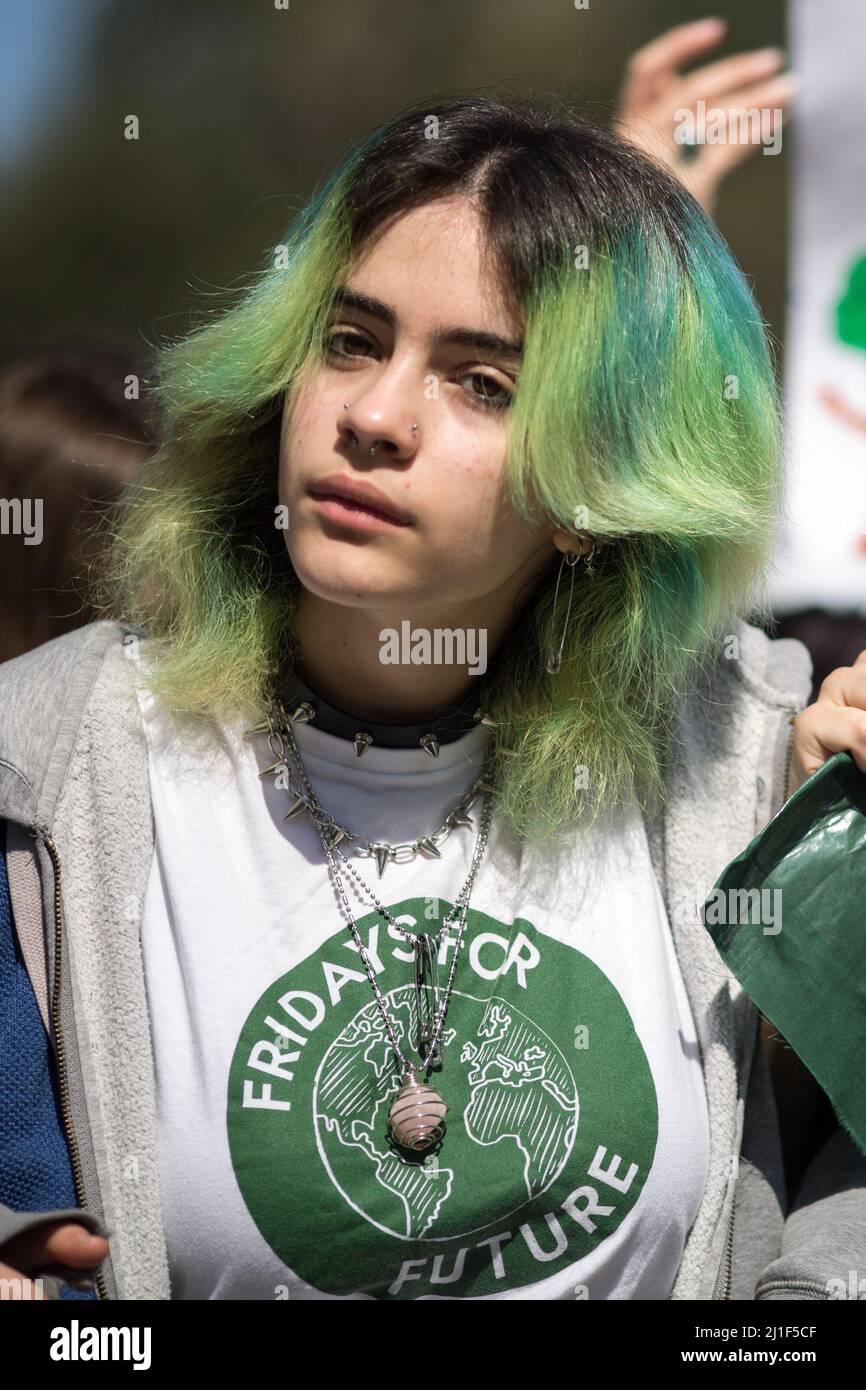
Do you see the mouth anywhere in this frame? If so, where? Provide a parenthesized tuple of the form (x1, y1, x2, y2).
(307, 481, 412, 530)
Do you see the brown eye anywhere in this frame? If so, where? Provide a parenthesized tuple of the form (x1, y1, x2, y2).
(326, 330, 374, 359)
(459, 371, 512, 412)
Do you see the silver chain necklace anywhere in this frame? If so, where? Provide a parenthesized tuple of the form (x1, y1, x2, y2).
(259, 696, 496, 1155)
(256, 702, 496, 877)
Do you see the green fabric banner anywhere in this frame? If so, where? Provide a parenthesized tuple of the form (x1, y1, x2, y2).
(702, 750, 866, 1159)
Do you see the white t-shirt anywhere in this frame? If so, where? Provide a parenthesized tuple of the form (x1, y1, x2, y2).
(134, 671, 709, 1301)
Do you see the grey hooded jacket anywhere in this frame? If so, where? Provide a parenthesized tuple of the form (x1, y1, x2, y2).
(1, 616, 865, 1300)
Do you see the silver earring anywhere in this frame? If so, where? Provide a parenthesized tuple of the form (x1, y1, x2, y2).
(577, 530, 602, 580)
(545, 550, 580, 675)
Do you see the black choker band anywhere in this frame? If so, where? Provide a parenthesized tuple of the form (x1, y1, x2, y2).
(276, 668, 489, 752)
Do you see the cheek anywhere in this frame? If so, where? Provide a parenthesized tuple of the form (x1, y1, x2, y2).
(430, 436, 501, 501)
(280, 383, 335, 475)
(426, 450, 510, 545)
(427, 449, 549, 571)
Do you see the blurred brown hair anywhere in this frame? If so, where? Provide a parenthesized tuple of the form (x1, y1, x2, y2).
(0, 332, 160, 661)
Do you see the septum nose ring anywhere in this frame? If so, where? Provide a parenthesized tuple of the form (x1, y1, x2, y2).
(344, 403, 417, 454)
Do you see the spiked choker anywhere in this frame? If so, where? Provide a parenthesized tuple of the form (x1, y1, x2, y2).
(274, 668, 495, 757)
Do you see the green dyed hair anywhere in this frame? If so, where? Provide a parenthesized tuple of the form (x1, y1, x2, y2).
(93, 92, 783, 847)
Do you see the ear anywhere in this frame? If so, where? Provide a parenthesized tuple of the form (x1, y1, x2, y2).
(552, 528, 589, 557)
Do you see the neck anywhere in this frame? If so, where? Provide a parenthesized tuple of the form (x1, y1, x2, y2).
(291, 590, 517, 725)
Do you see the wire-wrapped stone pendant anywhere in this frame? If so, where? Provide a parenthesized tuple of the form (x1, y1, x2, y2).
(388, 1068, 447, 1152)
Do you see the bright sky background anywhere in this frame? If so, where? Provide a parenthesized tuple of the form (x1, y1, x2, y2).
(0, 0, 105, 174)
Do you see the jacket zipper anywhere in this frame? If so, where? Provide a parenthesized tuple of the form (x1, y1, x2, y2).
(43, 832, 110, 1301)
(718, 1006, 763, 1299)
(782, 713, 798, 804)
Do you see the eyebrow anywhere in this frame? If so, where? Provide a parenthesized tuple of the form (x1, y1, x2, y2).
(330, 286, 524, 363)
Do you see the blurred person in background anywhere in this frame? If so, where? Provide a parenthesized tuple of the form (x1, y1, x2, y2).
(0, 334, 158, 661)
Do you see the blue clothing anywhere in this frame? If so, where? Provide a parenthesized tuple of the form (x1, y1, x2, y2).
(0, 820, 97, 1300)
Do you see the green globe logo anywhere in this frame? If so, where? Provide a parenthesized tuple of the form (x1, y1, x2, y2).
(315, 987, 578, 1241)
(227, 900, 658, 1299)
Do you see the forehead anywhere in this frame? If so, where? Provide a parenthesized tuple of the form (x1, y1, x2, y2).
(347, 197, 520, 338)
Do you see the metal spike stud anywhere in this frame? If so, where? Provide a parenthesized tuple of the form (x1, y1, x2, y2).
(448, 811, 474, 828)
(258, 760, 288, 779)
(373, 845, 390, 878)
(419, 732, 440, 758)
(473, 708, 497, 727)
(283, 796, 307, 822)
(418, 838, 443, 859)
(243, 718, 271, 736)
(353, 732, 373, 758)
(290, 702, 316, 724)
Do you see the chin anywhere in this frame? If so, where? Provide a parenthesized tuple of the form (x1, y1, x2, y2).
(286, 540, 416, 607)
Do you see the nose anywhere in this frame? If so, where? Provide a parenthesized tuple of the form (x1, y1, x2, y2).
(338, 400, 419, 460)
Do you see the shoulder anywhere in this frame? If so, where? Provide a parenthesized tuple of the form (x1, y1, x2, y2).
(725, 618, 813, 710)
(0, 619, 132, 713)
(0, 620, 141, 827)
(672, 619, 813, 779)
(680, 617, 813, 716)
(650, 619, 815, 888)
(668, 617, 812, 776)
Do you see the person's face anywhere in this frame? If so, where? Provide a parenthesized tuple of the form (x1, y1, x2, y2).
(278, 195, 555, 615)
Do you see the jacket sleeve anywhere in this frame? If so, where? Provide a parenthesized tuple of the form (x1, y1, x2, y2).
(0, 820, 104, 1298)
(0, 1203, 107, 1249)
(755, 1125, 866, 1299)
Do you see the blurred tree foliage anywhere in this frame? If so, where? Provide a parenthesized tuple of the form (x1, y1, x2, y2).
(0, 0, 787, 372)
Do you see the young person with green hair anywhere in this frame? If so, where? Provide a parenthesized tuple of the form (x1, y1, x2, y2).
(1, 93, 864, 1302)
